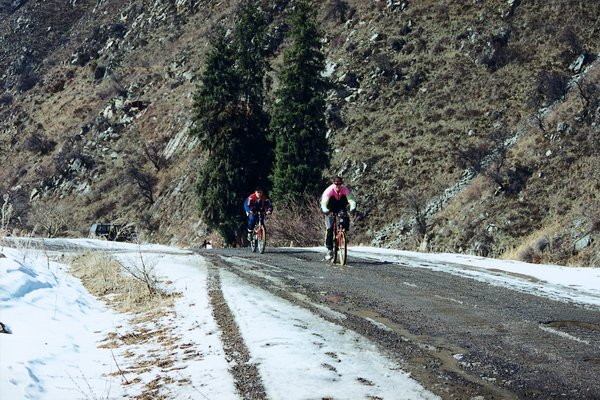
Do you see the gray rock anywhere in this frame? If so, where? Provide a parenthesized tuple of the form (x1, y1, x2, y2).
(574, 234, 592, 252)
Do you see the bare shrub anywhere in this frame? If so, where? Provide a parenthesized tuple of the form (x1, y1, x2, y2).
(516, 245, 537, 263)
(125, 165, 156, 204)
(503, 223, 577, 265)
(401, 189, 428, 238)
(558, 26, 584, 66)
(137, 211, 160, 236)
(118, 252, 160, 296)
(481, 130, 516, 194)
(70, 251, 169, 312)
(0, 189, 31, 233)
(28, 200, 74, 237)
(461, 178, 486, 204)
(1, 194, 13, 238)
(575, 78, 600, 123)
(22, 132, 57, 155)
(477, 30, 510, 71)
(93, 200, 116, 220)
(17, 73, 39, 92)
(144, 139, 169, 172)
(373, 53, 401, 83)
(575, 199, 600, 236)
(513, 236, 554, 264)
(451, 141, 489, 174)
(54, 144, 95, 178)
(531, 70, 569, 108)
(0, 94, 13, 105)
(405, 70, 425, 93)
(46, 76, 66, 94)
(324, 0, 353, 23)
(267, 198, 324, 247)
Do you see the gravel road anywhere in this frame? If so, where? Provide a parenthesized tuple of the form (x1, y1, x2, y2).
(200, 247, 600, 400)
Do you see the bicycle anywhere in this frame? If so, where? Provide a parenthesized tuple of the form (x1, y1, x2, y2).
(249, 211, 267, 254)
(330, 210, 349, 265)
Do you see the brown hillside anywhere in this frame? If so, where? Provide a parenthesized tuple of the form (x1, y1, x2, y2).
(0, 0, 598, 266)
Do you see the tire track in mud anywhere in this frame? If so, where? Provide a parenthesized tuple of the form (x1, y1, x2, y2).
(207, 263, 267, 399)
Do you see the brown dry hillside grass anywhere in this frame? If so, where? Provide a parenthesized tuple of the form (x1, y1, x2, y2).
(0, 0, 598, 266)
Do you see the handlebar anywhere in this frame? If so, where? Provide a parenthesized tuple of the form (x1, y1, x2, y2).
(326, 210, 351, 217)
(248, 210, 272, 216)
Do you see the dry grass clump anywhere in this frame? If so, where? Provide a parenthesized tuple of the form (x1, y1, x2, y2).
(502, 224, 572, 265)
(268, 199, 325, 247)
(70, 250, 191, 399)
(70, 251, 172, 313)
(71, 252, 126, 295)
(456, 176, 491, 207)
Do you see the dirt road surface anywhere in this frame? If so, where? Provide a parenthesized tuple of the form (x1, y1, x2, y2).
(200, 247, 600, 399)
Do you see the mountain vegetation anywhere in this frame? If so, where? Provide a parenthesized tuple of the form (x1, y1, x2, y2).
(191, 1, 272, 245)
(0, 0, 598, 267)
(270, 1, 330, 203)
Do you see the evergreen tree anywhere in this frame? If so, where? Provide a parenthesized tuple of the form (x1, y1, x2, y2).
(191, 2, 272, 245)
(234, 0, 272, 190)
(191, 27, 249, 244)
(270, 1, 329, 203)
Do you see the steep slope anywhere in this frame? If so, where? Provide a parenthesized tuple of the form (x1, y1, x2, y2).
(0, 0, 598, 266)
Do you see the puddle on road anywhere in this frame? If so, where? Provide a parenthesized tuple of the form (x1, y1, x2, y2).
(543, 320, 600, 331)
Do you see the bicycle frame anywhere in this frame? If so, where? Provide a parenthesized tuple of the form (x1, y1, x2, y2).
(250, 212, 267, 254)
(331, 211, 348, 265)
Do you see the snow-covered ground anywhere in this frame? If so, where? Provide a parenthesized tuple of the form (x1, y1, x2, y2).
(1, 238, 599, 399)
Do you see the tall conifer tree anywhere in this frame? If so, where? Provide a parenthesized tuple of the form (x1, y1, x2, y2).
(191, 2, 271, 245)
(234, 0, 272, 190)
(270, 1, 329, 202)
(192, 27, 247, 244)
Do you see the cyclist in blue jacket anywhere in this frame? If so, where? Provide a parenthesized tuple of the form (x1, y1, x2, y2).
(244, 187, 272, 241)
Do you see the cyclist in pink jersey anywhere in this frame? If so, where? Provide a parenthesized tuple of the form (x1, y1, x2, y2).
(320, 176, 357, 260)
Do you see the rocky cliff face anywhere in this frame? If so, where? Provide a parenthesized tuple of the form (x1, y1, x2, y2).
(0, 0, 598, 266)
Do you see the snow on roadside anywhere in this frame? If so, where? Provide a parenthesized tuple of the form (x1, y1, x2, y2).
(0, 246, 123, 399)
(7, 239, 597, 399)
(347, 246, 600, 309)
(1, 240, 443, 399)
(109, 250, 237, 399)
(1, 243, 237, 400)
(220, 269, 440, 399)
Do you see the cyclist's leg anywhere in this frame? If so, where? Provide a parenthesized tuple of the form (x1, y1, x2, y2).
(340, 208, 350, 232)
(247, 214, 257, 240)
(325, 215, 334, 254)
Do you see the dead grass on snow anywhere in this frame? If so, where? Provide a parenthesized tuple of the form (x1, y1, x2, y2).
(68, 251, 200, 398)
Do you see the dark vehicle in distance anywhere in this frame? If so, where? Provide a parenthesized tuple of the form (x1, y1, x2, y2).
(88, 223, 136, 242)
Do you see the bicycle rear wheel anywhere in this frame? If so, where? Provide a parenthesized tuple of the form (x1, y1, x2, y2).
(338, 230, 348, 265)
(257, 224, 266, 254)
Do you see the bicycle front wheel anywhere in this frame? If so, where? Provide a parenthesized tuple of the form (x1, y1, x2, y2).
(257, 224, 266, 254)
(331, 230, 338, 264)
(338, 230, 348, 265)
(250, 229, 257, 252)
